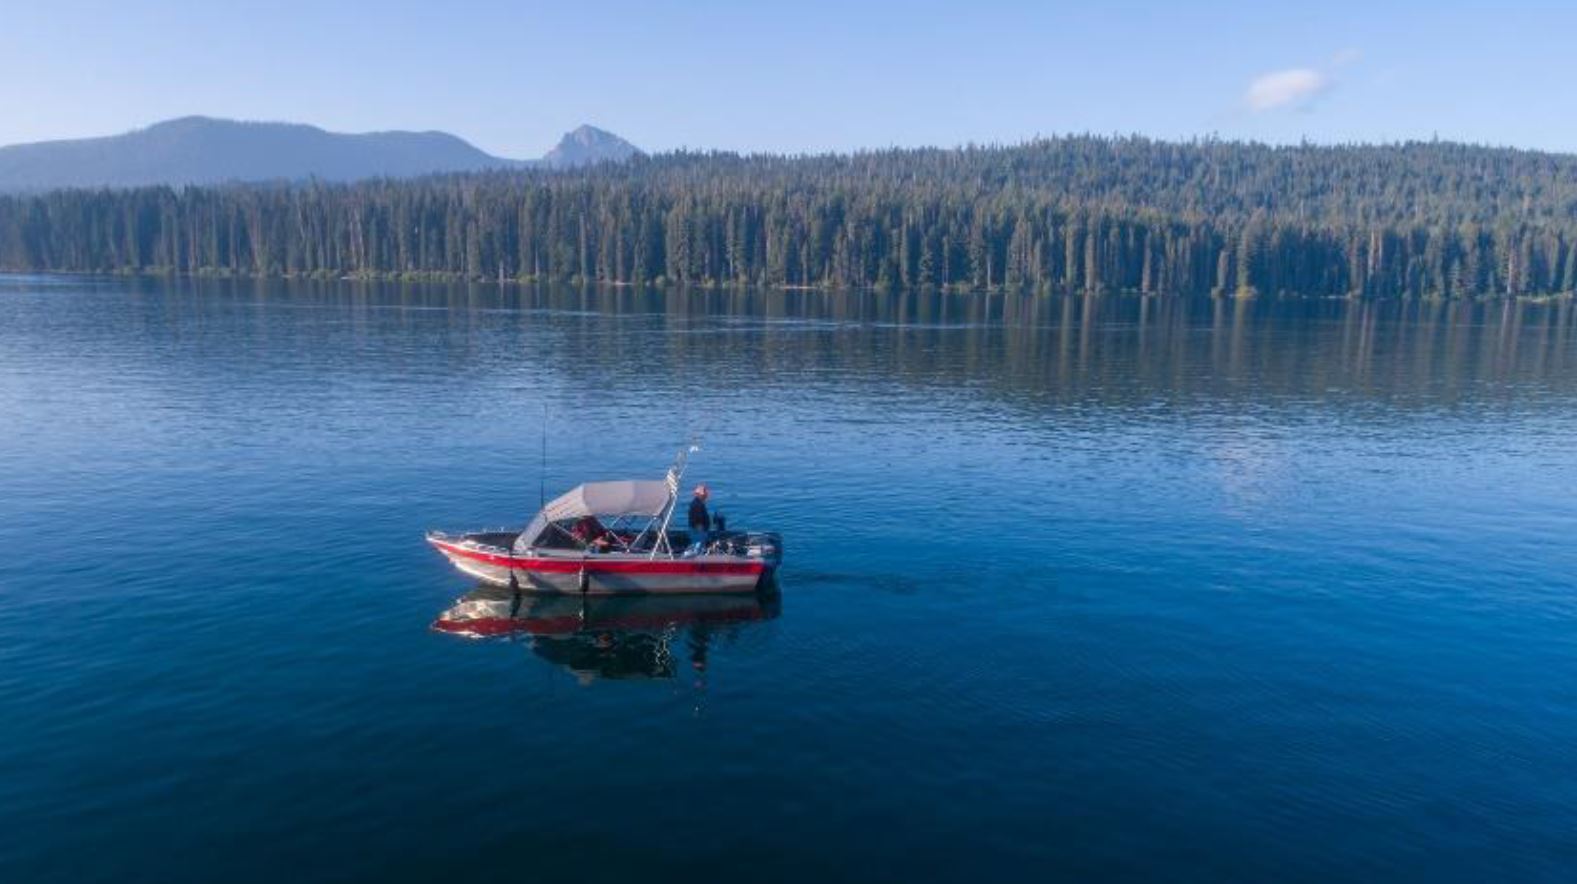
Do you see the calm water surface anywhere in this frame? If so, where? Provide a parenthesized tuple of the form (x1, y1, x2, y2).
(2, 276, 1575, 882)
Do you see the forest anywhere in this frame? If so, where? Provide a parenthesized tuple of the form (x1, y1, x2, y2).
(3, 136, 1577, 297)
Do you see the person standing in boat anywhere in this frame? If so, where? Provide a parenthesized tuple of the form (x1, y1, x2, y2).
(687, 484, 711, 552)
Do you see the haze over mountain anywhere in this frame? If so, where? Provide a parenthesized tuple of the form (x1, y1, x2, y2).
(0, 117, 642, 192)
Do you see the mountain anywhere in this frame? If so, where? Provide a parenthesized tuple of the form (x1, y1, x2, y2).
(541, 125, 642, 168)
(0, 116, 641, 191)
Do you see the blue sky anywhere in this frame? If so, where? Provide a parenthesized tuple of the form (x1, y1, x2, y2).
(3, 0, 1573, 157)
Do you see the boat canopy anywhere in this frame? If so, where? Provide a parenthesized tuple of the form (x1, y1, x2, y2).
(517, 479, 674, 551)
(544, 480, 672, 520)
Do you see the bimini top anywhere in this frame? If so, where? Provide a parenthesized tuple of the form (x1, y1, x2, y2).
(517, 479, 674, 552)
(542, 480, 672, 521)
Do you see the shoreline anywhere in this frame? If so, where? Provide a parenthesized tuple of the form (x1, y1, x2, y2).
(1, 267, 1571, 303)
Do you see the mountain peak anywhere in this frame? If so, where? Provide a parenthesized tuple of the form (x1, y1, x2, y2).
(543, 125, 642, 168)
(149, 115, 250, 127)
(0, 117, 643, 191)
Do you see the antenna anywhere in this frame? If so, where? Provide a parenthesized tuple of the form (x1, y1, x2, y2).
(539, 405, 548, 510)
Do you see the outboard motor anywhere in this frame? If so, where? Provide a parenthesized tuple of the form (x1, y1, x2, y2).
(745, 532, 783, 565)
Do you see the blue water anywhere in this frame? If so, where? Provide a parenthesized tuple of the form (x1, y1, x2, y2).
(2, 276, 1575, 882)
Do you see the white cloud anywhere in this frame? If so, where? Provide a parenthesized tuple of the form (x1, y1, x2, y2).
(1331, 47, 1361, 67)
(1245, 68, 1330, 112)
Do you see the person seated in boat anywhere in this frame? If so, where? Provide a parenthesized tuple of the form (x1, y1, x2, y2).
(571, 515, 613, 552)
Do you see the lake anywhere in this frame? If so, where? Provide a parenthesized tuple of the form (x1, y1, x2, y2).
(1, 275, 1575, 883)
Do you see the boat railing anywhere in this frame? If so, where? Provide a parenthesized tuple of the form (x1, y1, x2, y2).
(427, 529, 517, 555)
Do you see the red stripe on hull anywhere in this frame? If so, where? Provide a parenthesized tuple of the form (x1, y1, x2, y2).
(429, 539, 768, 577)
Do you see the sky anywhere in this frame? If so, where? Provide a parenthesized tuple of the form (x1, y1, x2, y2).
(2, 0, 1575, 158)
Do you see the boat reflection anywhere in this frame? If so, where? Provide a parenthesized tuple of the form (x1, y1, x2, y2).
(432, 585, 781, 683)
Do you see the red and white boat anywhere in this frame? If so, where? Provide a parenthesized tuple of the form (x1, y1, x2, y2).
(427, 451, 782, 595)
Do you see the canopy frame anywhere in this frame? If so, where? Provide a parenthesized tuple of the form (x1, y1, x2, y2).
(514, 446, 699, 558)
(648, 445, 696, 559)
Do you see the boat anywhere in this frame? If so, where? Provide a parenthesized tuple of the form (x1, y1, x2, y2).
(426, 449, 782, 595)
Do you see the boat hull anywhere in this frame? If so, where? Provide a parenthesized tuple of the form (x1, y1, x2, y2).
(427, 536, 773, 595)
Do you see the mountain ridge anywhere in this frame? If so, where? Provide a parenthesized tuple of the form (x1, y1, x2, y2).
(0, 116, 642, 191)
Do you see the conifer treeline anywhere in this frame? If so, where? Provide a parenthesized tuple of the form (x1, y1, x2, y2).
(3, 137, 1576, 296)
